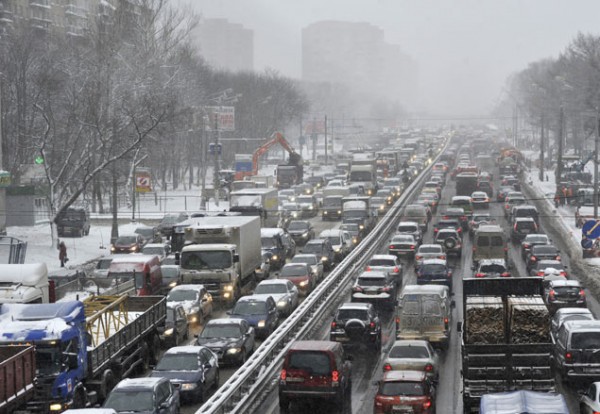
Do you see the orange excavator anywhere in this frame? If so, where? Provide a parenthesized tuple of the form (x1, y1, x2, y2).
(234, 132, 303, 188)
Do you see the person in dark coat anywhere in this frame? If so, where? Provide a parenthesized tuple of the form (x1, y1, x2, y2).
(59, 241, 68, 267)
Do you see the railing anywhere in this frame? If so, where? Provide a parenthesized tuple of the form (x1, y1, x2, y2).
(196, 134, 452, 414)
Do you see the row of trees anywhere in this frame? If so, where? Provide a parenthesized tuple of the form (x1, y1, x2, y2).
(0, 0, 309, 243)
(499, 33, 600, 176)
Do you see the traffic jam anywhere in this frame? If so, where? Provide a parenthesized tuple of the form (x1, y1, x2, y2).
(3, 128, 600, 414)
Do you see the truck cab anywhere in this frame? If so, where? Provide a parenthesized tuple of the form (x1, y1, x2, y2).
(0, 263, 50, 304)
(107, 255, 163, 296)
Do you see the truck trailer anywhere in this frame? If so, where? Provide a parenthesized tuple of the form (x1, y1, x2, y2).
(229, 188, 279, 227)
(180, 216, 262, 304)
(0, 345, 36, 414)
(0, 295, 166, 412)
(458, 278, 555, 412)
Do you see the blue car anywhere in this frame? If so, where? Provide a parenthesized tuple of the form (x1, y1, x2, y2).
(416, 258, 453, 288)
(228, 295, 279, 339)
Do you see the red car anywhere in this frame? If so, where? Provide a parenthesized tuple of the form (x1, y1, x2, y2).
(374, 370, 436, 414)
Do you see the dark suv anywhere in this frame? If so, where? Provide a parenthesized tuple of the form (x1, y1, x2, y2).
(56, 207, 90, 237)
(302, 238, 336, 271)
(351, 270, 398, 310)
(329, 302, 382, 349)
(526, 244, 561, 273)
(279, 340, 352, 412)
(511, 217, 538, 243)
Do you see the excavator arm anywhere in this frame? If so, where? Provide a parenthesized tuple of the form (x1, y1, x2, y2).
(251, 132, 300, 176)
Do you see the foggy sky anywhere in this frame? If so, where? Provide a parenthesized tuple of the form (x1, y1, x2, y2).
(176, 0, 600, 117)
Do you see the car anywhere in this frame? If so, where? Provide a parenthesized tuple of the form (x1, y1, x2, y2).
(290, 253, 325, 284)
(256, 251, 272, 281)
(450, 195, 473, 216)
(91, 255, 117, 286)
(159, 304, 190, 347)
(418, 192, 439, 213)
(329, 302, 382, 349)
(340, 222, 363, 246)
(196, 319, 255, 366)
(371, 196, 388, 216)
(305, 175, 326, 189)
(286, 220, 315, 245)
(397, 221, 423, 245)
(326, 179, 345, 188)
(580, 381, 600, 414)
(366, 254, 403, 282)
(504, 195, 526, 218)
(553, 320, 600, 381)
(160, 264, 181, 290)
(442, 207, 468, 230)
(496, 185, 514, 202)
(150, 346, 219, 404)
(474, 259, 510, 278)
(134, 225, 162, 244)
(278, 189, 296, 203)
(434, 228, 462, 257)
(373, 370, 436, 414)
(526, 244, 561, 273)
(510, 204, 540, 225)
(141, 243, 170, 262)
(228, 295, 279, 339)
(279, 340, 352, 412)
(319, 229, 353, 262)
(377, 188, 395, 205)
(351, 270, 398, 310)
(254, 279, 299, 317)
(166, 284, 213, 324)
(423, 181, 442, 196)
(280, 202, 303, 221)
(477, 180, 493, 198)
(415, 244, 446, 269)
(520, 233, 551, 260)
(382, 340, 439, 380)
(279, 262, 317, 295)
(433, 219, 462, 237)
(545, 279, 587, 314)
(388, 234, 417, 258)
(468, 213, 494, 237)
(110, 233, 145, 254)
(511, 217, 538, 243)
(470, 191, 490, 208)
(296, 195, 319, 218)
(551, 308, 595, 343)
(103, 377, 179, 414)
(295, 182, 314, 195)
(302, 238, 336, 271)
(529, 259, 568, 277)
(416, 258, 452, 288)
(157, 213, 189, 237)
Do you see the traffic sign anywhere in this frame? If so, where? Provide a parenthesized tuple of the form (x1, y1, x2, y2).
(583, 220, 600, 239)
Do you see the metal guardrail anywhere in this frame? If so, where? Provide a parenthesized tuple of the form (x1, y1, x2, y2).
(197, 136, 452, 413)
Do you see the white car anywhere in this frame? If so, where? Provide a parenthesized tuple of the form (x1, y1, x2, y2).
(580, 381, 600, 414)
(254, 279, 300, 316)
(166, 284, 213, 324)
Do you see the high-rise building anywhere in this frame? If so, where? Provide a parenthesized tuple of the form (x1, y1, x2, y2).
(194, 18, 254, 72)
(302, 20, 417, 106)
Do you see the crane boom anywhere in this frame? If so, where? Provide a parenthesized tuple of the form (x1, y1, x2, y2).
(251, 132, 300, 176)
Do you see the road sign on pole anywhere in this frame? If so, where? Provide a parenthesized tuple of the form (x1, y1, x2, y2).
(582, 219, 600, 239)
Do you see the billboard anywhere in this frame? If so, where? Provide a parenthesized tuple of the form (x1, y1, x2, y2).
(135, 169, 152, 193)
(205, 106, 235, 131)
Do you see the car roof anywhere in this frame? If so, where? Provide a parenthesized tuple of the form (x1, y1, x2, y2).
(421, 258, 447, 265)
(477, 224, 503, 232)
(555, 308, 593, 317)
(390, 339, 430, 348)
(382, 370, 427, 382)
(237, 295, 272, 304)
(418, 244, 442, 250)
(398, 221, 419, 226)
(169, 284, 204, 292)
(163, 346, 203, 355)
(370, 254, 398, 261)
(206, 318, 245, 326)
(339, 302, 371, 310)
(562, 320, 600, 331)
(319, 229, 342, 237)
(292, 253, 318, 260)
(113, 377, 164, 390)
(261, 228, 284, 236)
(401, 284, 448, 295)
(549, 280, 581, 287)
(257, 279, 290, 286)
(289, 340, 341, 352)
(358, 270, 388, 278)
(392, 234, 414, 240)
(479, 259, 507, 266)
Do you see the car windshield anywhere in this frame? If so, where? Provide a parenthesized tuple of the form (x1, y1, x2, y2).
(116, 236, 136, 244)
(537, 262, 564, 271)
(135, 228, 154, 238)
(161, 267, 179, 278)
(533, 246, 558, 255)
(553, 286, 581, 296)
(379, 381, 424, 397)
(104, 390, 154, 412)
(233, 301, 267, 315)
(303, 244, 323, 254)
(288, 222, 309, 231)
(161, 215, 181, 225)
(369, 259, 395, 267)
(327, 236, 341, 245)
(255, 284, 288, 294)
(473, 215, 490, 222)
(167, 289, 198, 302)
(480, 264, 506, 273)
(155, 353, 199, 371)
(281, 265, 308, 277)
(180, 250, 232, 269)
(571, 332, 600, 349)
(398, 226, 417, 233)
(422, 264, 446, 274)
(341, 224, 359, 232)
(96, 259, 113, 270)
(526, 235, 547, 243)
(337, 309, 369, 320)
(200, 325, 241, 338)
(287, 351, 331, 376)
(261, 237, 277, 248)
(292, 256, 317, 265)
(389, 345, 429, 359)
(419, 246, 441, 254)
(357, 277, 386, 286)
(142, 247, 164, 256)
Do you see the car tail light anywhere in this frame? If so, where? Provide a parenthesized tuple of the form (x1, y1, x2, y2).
(366, 266, 372, 271)
(423, 399, 432, 409)
(434, 228, 439, 233)
(475, 273, 485, 278)
(389, 245, 395, 249)
(415, 255, 422, 260)
(331, 370, 339, 382)
(501, 272, 510, 277)
(565, 352, 572, 362)
(523, 243, 530, 249)
(393, 266, 400, 273)
(410, 245, 416, 250)
(444, 318, 449, 329)
(580, 289, 586, 297)
(425, 363, 434, 372)
(383, 363, 392, 372)
(537, 271, 544, 276)
(331, 321, 337, 329)
(280, 369, 287, 381)
(461, 216, 467, 221)
(549, 290, 555, 300)
(370, 321, 376, 329)
(530, 256, 537, 262)
(438, 255, 445, 259)
(513, 223, 517, 230)
(555, 255, 561, 260)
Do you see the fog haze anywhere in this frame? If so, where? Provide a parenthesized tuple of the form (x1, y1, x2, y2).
(178, 0, 600, 116)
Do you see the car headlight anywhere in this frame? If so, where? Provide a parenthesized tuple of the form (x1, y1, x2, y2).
(323, 211, 328, 215)
(359, 224, 365, 230)
(299, 280, 309, 287)
(227, 347, 242, 354)
(290, 197, 296, 202)
(131, 246, 138, 252)
(334, 247, 341, 253)
(277, 299, 289, 309)
(257, 320, 266, 328)
(164, 328, 174, 336)
(309, 206, 314, 210)
(302, 232, 309, 238)
(272, 255, 279, 261)
(337, 210, 342, 214)
(190, 306, 200, 314)
(321, 256, 328, 261)
(380, 205, 385, 210)
(169, 281, 178, 288)
(110, 246, 116, 252)
(181, 383, 198, 391)
(292, 212, 298, 218)
(224, 284, 234, 292)
(50, 403, 63, 411)
(352, 237, 358, 244)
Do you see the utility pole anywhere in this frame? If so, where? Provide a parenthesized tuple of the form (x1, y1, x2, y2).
(595, 113, 599, 219)
(324, 115, 328, 165)
(539, 113, 545, 182)
(213, 111, 220, 207)
(0, 80, 5, 235)
(556, 107, 564, 186)
(312, 116, 317, 161)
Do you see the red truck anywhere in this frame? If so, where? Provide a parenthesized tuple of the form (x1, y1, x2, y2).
(0, 345, 36, 414)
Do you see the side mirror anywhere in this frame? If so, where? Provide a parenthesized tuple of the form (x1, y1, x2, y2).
(457, 321, 463, 333)
(450, 300, 456, 308)
(233, 254, 240, 263)
(470, 264, 476, 271)
(65, 353, 78, 370)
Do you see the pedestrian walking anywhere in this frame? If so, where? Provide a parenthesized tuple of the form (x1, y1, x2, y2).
(59, 241, 68, 268)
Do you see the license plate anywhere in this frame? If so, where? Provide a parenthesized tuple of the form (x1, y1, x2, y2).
(336, 336, 349, 342)
(392, 405, 412, 412)
(521, 229, 530, 234)
(366, 291, 378, 295)
(286, 377, 305, 382)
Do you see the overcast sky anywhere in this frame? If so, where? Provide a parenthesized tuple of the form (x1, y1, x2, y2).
(177, 0, 600, 116)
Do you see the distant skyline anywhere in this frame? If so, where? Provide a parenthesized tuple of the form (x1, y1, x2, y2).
(175, 0, 600, 117)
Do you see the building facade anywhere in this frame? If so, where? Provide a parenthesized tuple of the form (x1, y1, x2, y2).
(194, 18, 254, 72)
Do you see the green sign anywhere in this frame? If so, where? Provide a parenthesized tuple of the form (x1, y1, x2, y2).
(0, 172, 11, 188)
(34, 156, 44, 165)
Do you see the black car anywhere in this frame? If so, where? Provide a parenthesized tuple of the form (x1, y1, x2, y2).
(442, 207, 468, 230)
(351, 270, 398, 310)
(520, 234, 550, 260)
(434, 228, 462, 257)
(151, 346, 219, 404)
(159, 304, 190, 348)
(104, 377, 179, 414)
(511, 217, 538, 243)
(416, 258, 453, 288)
(286, 220, 315, 246)
(56, 207, 90, 237)
(329, 302, 382, 350)
(433, 219, 462, 237)
(302, 238, 336, 271)
(196, 318, 255, 366)
(526, 244, 560, 273)
(157, 212, 189, 237)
